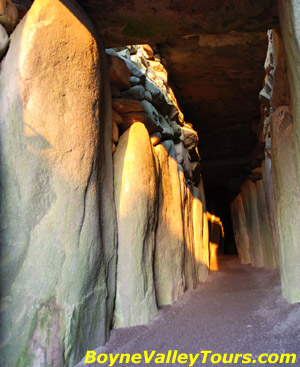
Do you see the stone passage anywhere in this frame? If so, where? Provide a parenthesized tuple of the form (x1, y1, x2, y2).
(1, 1, 300, 366)
(0, 1, 117, 366)
(0, 4, 213, 365)
(109, 45, 210, 327)
(75, 256, 300, 367)
(230, 27, 300, 304)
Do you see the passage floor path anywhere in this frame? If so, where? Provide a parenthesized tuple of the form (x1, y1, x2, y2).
(77, 256, 300, 367)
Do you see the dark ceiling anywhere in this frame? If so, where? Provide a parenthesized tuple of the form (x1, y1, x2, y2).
(78, 0, 279, 187)
(158, 32, 268, 186)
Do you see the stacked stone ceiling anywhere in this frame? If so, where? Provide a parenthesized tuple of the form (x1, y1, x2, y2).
(78, 0, 279, 187)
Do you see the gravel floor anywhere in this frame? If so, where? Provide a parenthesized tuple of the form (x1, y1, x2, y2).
(76, 256, 300, 367)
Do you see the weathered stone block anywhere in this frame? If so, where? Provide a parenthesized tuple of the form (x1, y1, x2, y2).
(193, 186, 209, 282)
(271, 106, 300, 303)
(175, 142, 192, 180)
(153, 142, 185, 305)
(113, 123, 158, 327)
(107, 54, 131, 90)
(181, 180, 197, 290)
(0, 1, 117, 366)
(262, 158, 280, 266)
(241, 181, 264, 268)
(112, 98, 144, 114)
(230, 193, 251, 264)
(121, 85, 145, 100)
(256, 179, 277, 268)
(180, 125, 199, 150)
(150, 131, 162, 146)
(112, 109, 123, 125)
(271, 30, 290, 109)
(278, 0, 300, 183)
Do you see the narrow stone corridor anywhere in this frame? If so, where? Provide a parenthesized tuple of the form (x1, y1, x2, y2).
(77, 256, 300, 367)
(2, 1, 300, 365)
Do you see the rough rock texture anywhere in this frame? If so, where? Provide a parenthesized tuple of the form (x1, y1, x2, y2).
(208, 215, 224, 271)
(0, 0, 18, 32)
(70, 1, 280, 190)
(271, 30, 290, 110)
(198, 177, 210, 276)
(241, 181, 264, 268)
(108, 54, 131, 90)
(112, 98, 144, 114)
(180, 125, 199, 150)
(112, 109, 123, 125)
(109, 45, 210, 316)
(0, 1, 117, 366)
(262, 158, 280, 267)
(278, 0, 300, 183)
(230, 193, 251, 264)
(153, 142, 185, 306)
(113, 123, 158, 327)
(237, 174, 276, 268)
(183, 185, 197, 290)
(77, 0, 278, 46)
(174, 142, 192, 180)
(75, 1, 279, 188)
(98, 35, 118, 350)
(109, 45, 197, 188)
(271, 107, 300, 303)
(192, 186, 209, 281)
(256, 179, 276, 268)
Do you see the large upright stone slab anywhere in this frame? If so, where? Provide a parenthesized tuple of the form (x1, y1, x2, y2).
(271, 30, 290, 110)
(241, 181, 264, 268)
(113, 123, 158, 327)
(262, 158, 280, 267)
(278, 1, 300, 182)
(198, 177, 210, 273)
(271, 107, 300, 303)
(208, 216, 224, 271)
(193, 186, 209, 282)
(256, 179, 277, 268)
(230, 193, 251, 264)
(183, 184, 197, 290)
(0, 1, 117, 366)
(153, 142, 185, 305)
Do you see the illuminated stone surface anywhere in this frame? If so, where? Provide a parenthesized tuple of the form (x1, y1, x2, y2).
(0, 1, 117, 365)
(154, 141, 185, 305)
(183, 185, 197, 290)
(113, 123, 158, 327)
(271, 107, 300, 303)
(193, 185, 209, 282)
(262, 158, 280, 267)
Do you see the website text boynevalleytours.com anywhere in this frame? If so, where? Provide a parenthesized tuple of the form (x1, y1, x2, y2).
(84, 350, 297, 365)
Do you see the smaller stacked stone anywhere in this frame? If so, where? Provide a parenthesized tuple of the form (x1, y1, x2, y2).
(107, 44, 211, 328)
(106, 44, 201, 187)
